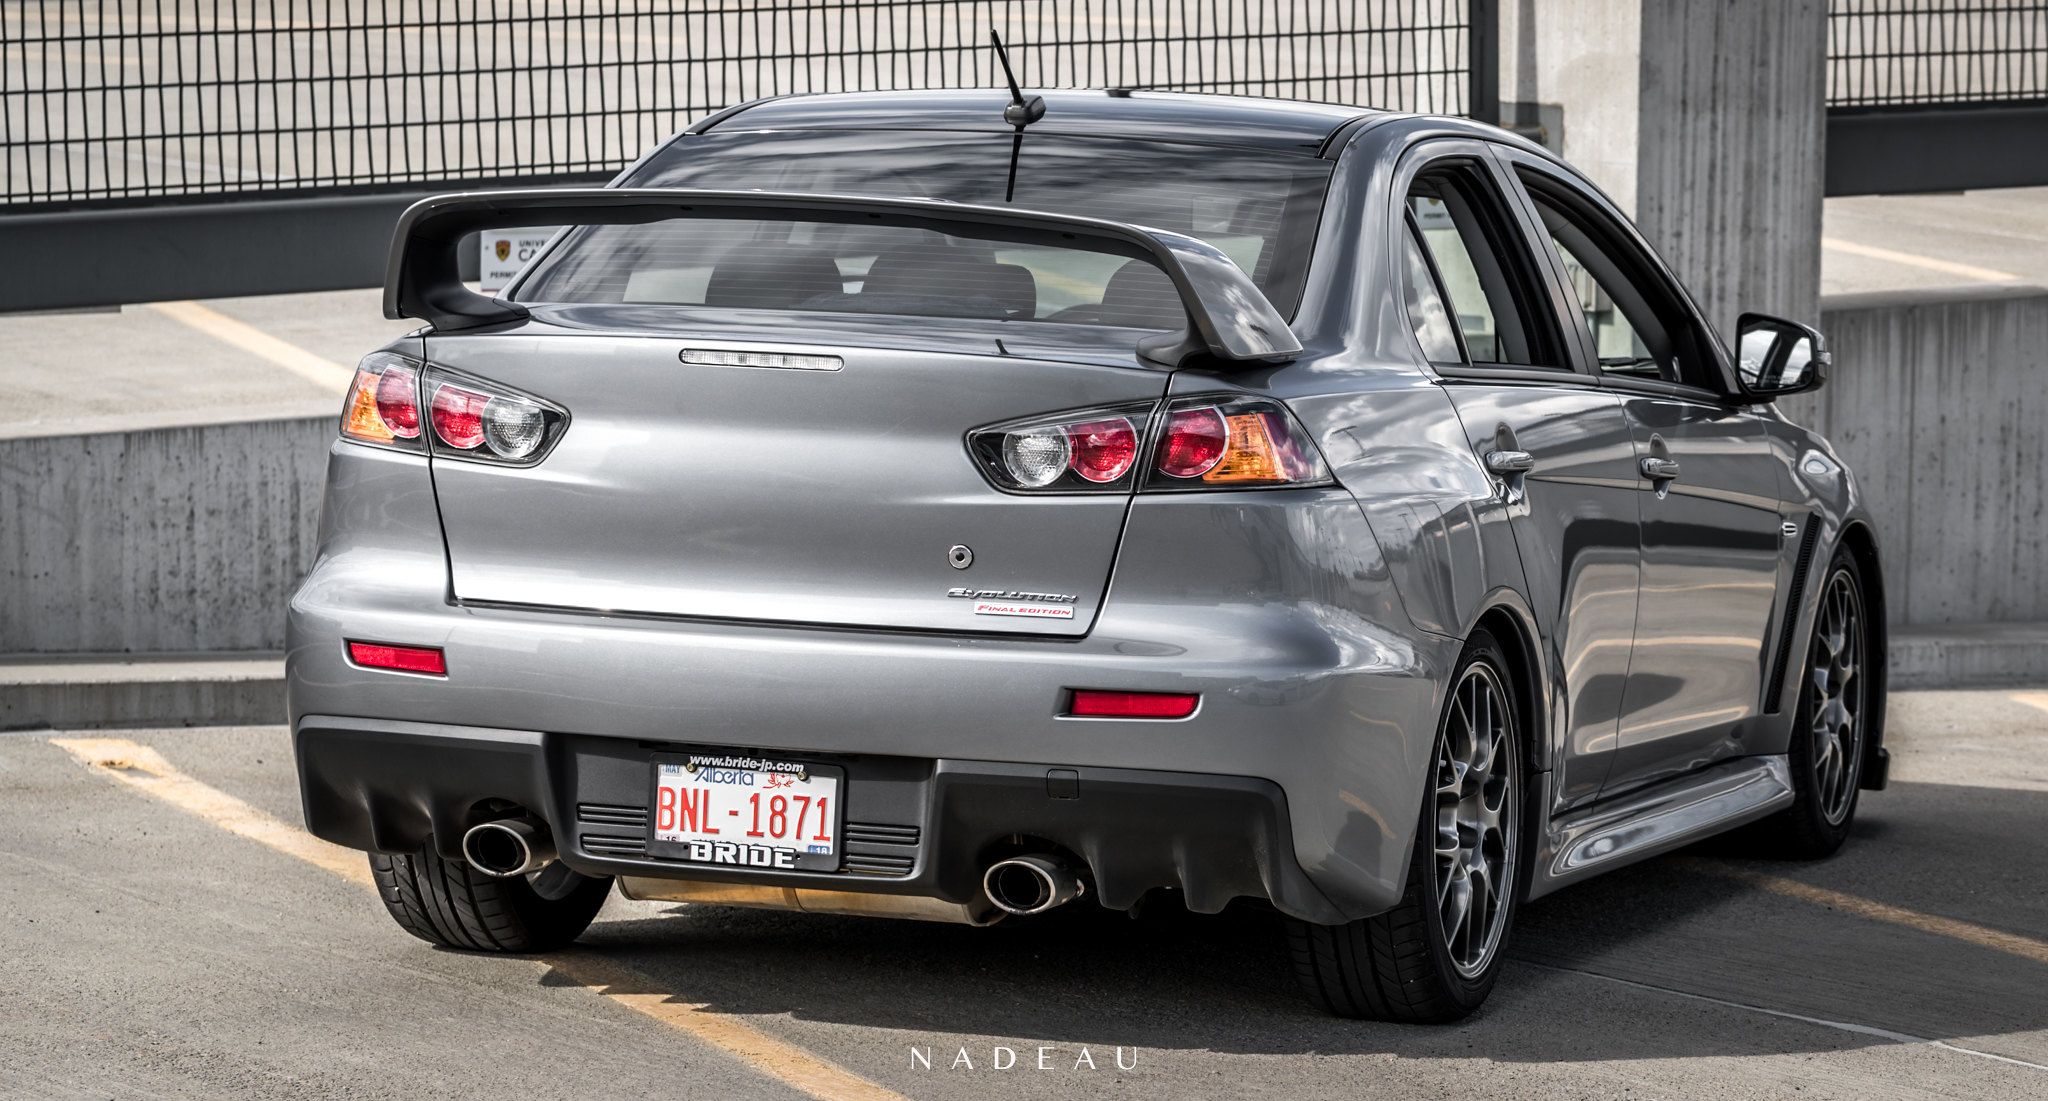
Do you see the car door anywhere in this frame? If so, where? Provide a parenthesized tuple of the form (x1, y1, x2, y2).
(1391, 142, 1643, 810)
(1504, 153, 1788, 795)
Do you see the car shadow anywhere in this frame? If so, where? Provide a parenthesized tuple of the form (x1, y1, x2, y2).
(533, 779, 2048, 1065)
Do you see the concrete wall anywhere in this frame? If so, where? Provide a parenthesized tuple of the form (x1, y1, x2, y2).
(1499, 0, 1643, 213)
(1636, 0, 1828, 336)
(1786, 286, 2048, 626)
(1, 415, 329, 653)
(2, 290, 2038, 659)
(1496, 1, 1827, 338)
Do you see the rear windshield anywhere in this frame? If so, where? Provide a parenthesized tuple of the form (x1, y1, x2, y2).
(513, 131, 1332, 328)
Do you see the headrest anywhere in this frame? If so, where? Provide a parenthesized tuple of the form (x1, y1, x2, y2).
(703, 246, 844, 309)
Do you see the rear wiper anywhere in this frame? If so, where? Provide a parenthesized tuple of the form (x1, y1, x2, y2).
(990, 31, 1045, 203)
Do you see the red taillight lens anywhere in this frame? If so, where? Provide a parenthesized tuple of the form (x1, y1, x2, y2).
(1069, 689, 1199, 719)
(373, 363, 421, 439)
(1158, 406, 1228, 478)
(430, 383, 489, 450)
(346, 641, 446, 675)
(1145, 396, 1330, 489)
(1065, 417, 1138, 484)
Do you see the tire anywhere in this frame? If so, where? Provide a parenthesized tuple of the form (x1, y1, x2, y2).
(1288, 628, 1525, 1022)
(1754, 549, 1872, 859)
(369, 844, 612, 952)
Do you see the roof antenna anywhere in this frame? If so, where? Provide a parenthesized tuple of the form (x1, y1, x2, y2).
(991, 31, 1045, 128)
(991, 30, 1043, 203)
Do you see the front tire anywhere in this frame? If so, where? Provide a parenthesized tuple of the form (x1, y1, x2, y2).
(1756, 550, 1872, 859)
(1289, 629, 1524, 1022)
(370, 844, 611, 952)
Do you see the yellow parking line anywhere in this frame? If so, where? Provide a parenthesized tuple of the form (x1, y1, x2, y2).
(52, 737, 373, 888)
(51, 736, 909, 1101)
(149, 300, 356, 393)
(1820, 237, 2021, 284)
(2011, 691, 2048, 715)
(1693, 859, 2048, 966)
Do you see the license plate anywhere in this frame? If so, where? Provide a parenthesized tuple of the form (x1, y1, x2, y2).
(646, 753, 843, 872)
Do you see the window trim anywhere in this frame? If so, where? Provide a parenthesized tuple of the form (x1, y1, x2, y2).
(1388, 143, 1586, 382)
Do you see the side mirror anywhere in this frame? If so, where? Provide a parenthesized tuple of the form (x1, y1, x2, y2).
(1734, 312, 1829, 399)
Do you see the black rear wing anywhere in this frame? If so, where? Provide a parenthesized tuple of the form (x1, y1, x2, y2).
(384, 188, 1301, 366)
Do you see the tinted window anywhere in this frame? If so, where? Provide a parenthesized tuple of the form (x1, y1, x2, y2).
(1519, 174, 1720, 389)
(517, 131, 1332, 328)
(1400, 225, 1463, 362)
(1403, 166, 1563, 368)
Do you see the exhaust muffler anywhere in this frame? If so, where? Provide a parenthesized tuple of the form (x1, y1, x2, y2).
(461, 817, 556, 878)
(982, 855, 1085, 916)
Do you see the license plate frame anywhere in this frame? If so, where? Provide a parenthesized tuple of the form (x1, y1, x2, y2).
(645, 752, 845, 873)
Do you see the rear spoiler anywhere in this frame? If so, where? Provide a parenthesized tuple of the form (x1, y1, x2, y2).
(384, 188, 1301, 366)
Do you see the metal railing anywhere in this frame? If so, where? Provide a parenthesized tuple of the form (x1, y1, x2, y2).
(1828, 0, 2048, 108)
(2, 0, 1488, 210)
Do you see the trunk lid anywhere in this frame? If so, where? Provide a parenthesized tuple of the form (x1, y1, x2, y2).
(423, 314, 1165, 636)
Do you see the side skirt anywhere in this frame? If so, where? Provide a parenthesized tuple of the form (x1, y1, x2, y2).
(1526, 756, 1794, 901)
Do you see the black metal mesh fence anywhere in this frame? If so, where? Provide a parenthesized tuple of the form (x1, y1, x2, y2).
(1828, 0, 2048, 108)
(1, 1, 1479, 209)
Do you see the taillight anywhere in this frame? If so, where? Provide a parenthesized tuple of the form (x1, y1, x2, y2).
(1157, 406, 1228, 478)
(429, 383, 489, 450)
(1066, 418, 1138, 484)
(968, 395, 1327, 494)
(969, 401, 1155, 493)
(424, 372, 564, 464)
(340, 351, 567, 465)
(373, 363, 422, 439)
(341, 352, 423, 450)
(1144, 396, 1328, 489)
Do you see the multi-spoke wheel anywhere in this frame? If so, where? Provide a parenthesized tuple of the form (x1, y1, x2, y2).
(1289, 628, 1524, 1022)
(1808, 569, 1865, 826)
(1433, 662, 1518, 979)
(1757, 548, 1874, 858)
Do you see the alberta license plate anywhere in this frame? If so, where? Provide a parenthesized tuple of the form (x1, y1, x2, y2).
(646, 753, 843, 872)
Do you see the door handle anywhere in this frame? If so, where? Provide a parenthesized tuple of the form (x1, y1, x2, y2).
(1485, 449, 1535, 475)
(1640, 456, 1682, 482)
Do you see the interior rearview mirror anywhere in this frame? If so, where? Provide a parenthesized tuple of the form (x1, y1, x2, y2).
(1735, 312, 1829, 399)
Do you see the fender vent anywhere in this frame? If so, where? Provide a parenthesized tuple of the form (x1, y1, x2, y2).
(1764, 520, 1823, 714)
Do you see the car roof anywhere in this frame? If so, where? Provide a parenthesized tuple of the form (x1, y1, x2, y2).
(697, 89, 1396, 156)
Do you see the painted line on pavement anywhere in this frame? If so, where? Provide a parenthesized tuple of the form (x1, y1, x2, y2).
(1820, 237, 2021, 283)
(1689, 858, 2048, 966)
(1528, 962, 2048, 1073)
(50, 736, 909, 1101)
(149, 300, 355, 393)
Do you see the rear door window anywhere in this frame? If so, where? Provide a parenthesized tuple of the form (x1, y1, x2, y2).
(1399, 163, 1568, 369)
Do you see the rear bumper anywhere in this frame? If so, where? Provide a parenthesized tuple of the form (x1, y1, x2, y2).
(289, 443, 1457, 920)
(295, 716, 1347, 923)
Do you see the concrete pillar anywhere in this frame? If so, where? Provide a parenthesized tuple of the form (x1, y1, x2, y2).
(1494, 0, 1827, 337)
(1635, 0, 1827, 335)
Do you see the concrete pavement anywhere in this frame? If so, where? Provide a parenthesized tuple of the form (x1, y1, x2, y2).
(2, 690, 2044, 1099)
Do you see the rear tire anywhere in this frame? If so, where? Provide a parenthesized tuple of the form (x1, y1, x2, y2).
(1288, 629, 1524, 1022)
(1753, 549, 1872, 859)
(369, 844, 611, 952)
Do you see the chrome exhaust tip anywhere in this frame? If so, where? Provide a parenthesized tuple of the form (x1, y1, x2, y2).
(982, 855, 1085, 916)
(461, 817, 556, 878)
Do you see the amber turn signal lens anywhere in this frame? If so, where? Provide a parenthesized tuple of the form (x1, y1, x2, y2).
(342, 368, 396, 443)
(1201, 412, 1288, 484)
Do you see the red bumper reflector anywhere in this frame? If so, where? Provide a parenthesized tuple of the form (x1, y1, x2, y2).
(1068, 690, 1199, 719)
(347, 641, 447, 676)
